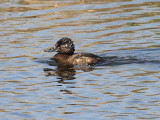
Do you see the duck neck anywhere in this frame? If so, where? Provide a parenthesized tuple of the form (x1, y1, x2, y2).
(67, 52, 74, 55)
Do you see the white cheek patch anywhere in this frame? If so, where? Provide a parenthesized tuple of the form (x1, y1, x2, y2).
(65, 44, 68, 47)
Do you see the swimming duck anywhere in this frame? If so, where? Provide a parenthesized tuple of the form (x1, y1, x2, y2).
(44, 37, 104, 66)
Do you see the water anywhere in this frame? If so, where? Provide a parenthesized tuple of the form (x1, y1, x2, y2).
(0, 0, 160, 119)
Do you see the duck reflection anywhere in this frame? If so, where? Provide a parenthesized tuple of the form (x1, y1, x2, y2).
(43, 60, 95, 84)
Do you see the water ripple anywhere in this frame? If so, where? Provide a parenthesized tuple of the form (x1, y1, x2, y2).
(0, 0, 160, 120)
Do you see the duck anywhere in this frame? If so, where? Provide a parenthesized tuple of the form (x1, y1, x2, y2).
(44, 37, 104, 66)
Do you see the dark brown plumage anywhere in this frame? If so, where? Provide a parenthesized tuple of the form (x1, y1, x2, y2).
(44, 37, 104, 66)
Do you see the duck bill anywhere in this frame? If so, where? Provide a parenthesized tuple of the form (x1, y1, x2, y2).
(44, 46, 57, 52)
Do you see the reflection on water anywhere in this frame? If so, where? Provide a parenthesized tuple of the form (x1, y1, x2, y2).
(44, 64, 76, 82)
(0, 0, 160, 120)
(43, 61, 96, 83)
